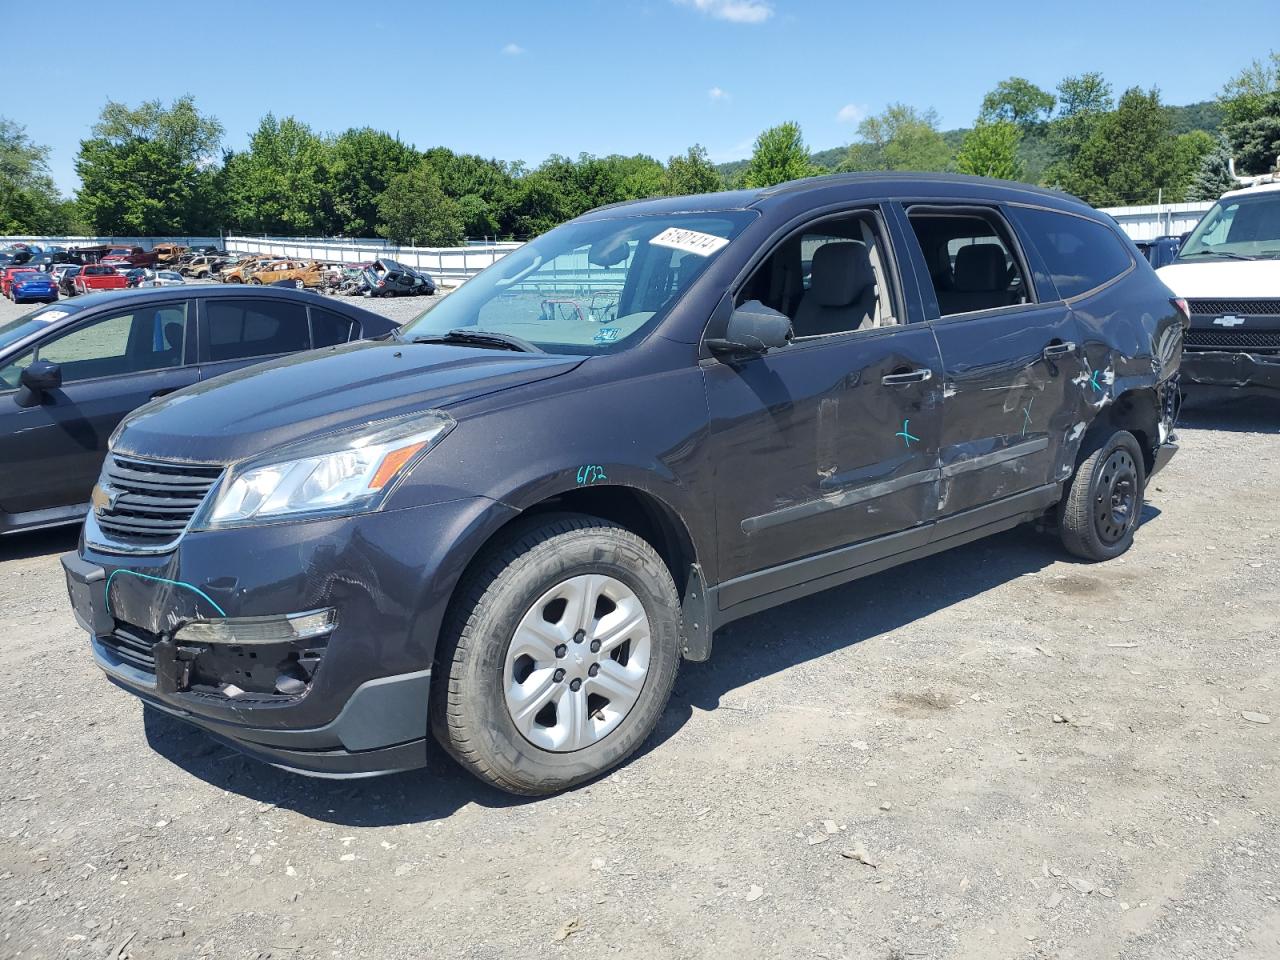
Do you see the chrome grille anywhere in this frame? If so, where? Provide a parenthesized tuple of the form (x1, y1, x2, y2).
(1186, 299, 1280, 317)
(93, 455, 223, 546)
(1183, 328, 1280, 352)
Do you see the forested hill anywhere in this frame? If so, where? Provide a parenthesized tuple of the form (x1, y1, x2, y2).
(717, 100, 1225, 183)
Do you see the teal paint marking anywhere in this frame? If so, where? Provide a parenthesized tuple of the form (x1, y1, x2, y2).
(895, 420, 920, 448)
(1088, 370, 1104, 393)
(576, 464, 608, 485)
(1021, 397, 1034, 436)
(104, 570, 227, 618)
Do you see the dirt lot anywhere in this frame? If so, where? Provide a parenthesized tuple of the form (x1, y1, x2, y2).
(0, 296, 1278, 959)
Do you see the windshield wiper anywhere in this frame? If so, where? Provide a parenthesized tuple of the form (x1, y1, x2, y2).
(1177, 250, 1256, 261)
(410, 329, 543, 353)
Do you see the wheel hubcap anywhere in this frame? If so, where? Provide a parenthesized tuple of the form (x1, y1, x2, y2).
(504, 574, 651, 752)
(1094, 449, 1137, 545)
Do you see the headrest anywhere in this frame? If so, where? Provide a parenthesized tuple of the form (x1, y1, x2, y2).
(953, 243, 1008, 292)
(810, 241, 874, 307)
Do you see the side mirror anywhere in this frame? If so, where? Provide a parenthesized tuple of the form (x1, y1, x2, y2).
(16, 360, 62, 408)
(707, 300, 793, 356)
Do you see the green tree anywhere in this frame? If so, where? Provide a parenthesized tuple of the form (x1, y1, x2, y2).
(224, 115, 329, 234)
(325, 128, 417, 236)
(1187, 136, 1239, 200)
(954, 120, 1025, 180)
(0, 118, 67, 233)
(1226, 92, 1280, 175)
(422, 149, 519, 236)
(1218, 52, 1280, 127)
(74, 96, 224, 234)
(742, 122, 816, 188)
(663, 145, 722, 195)
(842, 105, 951, 172)
(375, 160, 464, 246)
(1045, 72, 1114, 190)
(979, 77, 1055, 129)
(1055, 87, 1205, 205)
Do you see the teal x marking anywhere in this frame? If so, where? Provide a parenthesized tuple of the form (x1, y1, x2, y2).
(1088, 369, 1104, 393)
(896, 419, 920, 448)
(1021, 397, 1034, 436)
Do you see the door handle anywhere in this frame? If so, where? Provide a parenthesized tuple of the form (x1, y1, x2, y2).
(881, 368, 933, 385)
(1042, 341, 1076, 359)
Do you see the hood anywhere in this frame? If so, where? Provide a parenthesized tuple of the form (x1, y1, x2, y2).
(115, 339, 585, 464)
(1156, 259, 1280, 299)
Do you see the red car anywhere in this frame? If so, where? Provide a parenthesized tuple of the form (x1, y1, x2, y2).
(101, 245, 160, 268)
(1, 265, 40, 298)
(72, 264, 129, 295)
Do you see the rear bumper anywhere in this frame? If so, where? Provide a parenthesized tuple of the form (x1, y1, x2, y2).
(1181, 351, 1280, 393)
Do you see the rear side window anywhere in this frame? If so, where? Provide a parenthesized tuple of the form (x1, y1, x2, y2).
(1012, 207, 1133, 300)
(905, 207, 1031, 317)
(202, 298, 309, 362)
(310, 307, 359, 347)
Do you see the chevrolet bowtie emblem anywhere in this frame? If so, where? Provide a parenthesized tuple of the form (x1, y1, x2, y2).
(1213, 314, 1245, 327)
(91, 483, 120, 514)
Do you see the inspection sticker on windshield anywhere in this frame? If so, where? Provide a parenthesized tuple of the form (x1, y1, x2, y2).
(649, 227, 729, 257)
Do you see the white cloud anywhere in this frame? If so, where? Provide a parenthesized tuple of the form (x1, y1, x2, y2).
(675, 0, 773, 24)
(836, 103, 867, 124)
(501, 42, 525, 55)
(708, 86, 731, 104)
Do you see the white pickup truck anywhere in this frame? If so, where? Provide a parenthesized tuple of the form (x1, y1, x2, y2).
(1157, 180, 1280, 398)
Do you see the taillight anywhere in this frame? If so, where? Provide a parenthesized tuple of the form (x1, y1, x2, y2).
(1171, 297, 1190, 329)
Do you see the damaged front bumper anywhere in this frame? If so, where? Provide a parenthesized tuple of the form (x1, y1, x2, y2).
(1180, 351, 1280, 395)
(62, 497, 514, 778)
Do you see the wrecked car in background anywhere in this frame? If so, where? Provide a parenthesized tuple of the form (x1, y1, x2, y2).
(63, 173, 1181, 796)
(363, 258, 436, 297)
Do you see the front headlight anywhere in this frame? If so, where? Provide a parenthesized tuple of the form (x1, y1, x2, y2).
(197, 411, 454, 528)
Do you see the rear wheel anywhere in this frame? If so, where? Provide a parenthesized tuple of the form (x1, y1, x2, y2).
(1059, 430, 1145, 562)
(431, 516, 681, 795)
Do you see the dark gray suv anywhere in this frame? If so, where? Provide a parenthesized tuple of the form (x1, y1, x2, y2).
(63, 174, 1184, 794)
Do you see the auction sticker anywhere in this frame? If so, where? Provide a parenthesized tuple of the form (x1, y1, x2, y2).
(649, 227, 730, 257)
(36, 310, 71, 323)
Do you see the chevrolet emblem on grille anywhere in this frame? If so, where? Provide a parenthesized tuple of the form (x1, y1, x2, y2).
(1213, 315, 1246, 327)
(90, 483, 121, 514)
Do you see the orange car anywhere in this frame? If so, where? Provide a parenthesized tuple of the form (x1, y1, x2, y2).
(219, 256, 278, 283)
(250, 260, 330, 288)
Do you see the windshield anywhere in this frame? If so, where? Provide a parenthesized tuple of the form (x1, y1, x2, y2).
(399, 211, 754, 354)
(0, 304, 81, 354)
(1178, 191, 1280, 261)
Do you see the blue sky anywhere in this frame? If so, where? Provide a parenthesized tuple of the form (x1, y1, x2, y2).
(12, 0, 1272, 194)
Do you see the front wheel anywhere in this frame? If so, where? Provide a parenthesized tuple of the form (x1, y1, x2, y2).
(431, 516, 681, 795)
(1058, 429, 1145, 561)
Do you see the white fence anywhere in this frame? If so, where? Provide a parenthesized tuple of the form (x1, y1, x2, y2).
(1099, 202, 1214, 241)
(224, 236, 523, 286)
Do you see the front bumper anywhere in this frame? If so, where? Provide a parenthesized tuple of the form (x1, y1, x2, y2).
(64, 495, 517, 777)
(1181, 351, 1280, 394)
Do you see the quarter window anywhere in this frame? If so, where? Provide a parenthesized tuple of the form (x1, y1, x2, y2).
(310, 307, 359, 348)
(1011, 207, 1133, 300)
(202, 298, 310, 362)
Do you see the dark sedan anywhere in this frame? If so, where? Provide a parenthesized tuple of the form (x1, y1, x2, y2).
(0, 285, 400, 535)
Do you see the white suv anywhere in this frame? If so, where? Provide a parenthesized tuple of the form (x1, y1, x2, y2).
(1157, 180, 1280, 398)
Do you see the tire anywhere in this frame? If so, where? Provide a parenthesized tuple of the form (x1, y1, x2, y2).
(1058, 429, 1145, 562)
(431, 515, 681, 795)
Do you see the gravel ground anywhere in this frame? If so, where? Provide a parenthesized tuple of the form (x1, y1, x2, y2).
(0, 284, 1278, 959)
